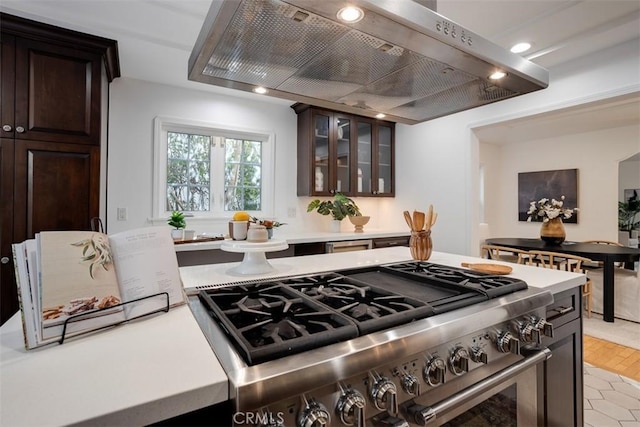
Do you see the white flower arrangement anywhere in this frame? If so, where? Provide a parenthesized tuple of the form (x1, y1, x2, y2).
(527, 196, 578, 222)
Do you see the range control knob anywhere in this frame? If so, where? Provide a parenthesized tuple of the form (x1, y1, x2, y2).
(337, 388, 366, 427)
(516, 321, 541, 344)
(531, 317, 554, 338)
(423, 356, 446, 386)
(399, 372, 420, 396)
(370, 376, 398, 415)
(297, 397, 330, 427)
(470, 346, 488, 364)
(496, 331, 521, 354)
(448, 346, 470, 375)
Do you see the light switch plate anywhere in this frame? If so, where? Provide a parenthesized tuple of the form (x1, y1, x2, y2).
(117, 207, 127, 221)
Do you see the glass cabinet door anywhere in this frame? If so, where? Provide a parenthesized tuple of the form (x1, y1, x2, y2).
(312, 113, 330, 194)
(356, 121, 372, 195)
(377, 123, 393, 195)
(335, 116, 351, 194)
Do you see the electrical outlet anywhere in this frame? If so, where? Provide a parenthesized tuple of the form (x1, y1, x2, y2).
(287, 207, 296, 218)
(117, 207, 127, 221)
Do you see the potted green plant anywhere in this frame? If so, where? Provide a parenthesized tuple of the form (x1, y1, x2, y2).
(618, 194, 640, 237)
(168, 211, 186, 240)
(307, 193, 363, 232)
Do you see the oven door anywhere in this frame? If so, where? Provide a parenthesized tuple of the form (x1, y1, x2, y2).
(411, 348, 550, 426)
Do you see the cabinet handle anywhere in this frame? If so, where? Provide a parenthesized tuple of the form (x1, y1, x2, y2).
(15, 126, 25, 133)
(554, 306, 573, 315)
(1, 257, 9, 264)
(2, 124, 12, 132)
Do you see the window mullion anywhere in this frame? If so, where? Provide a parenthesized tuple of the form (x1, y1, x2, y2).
(211, 136, 225, 214)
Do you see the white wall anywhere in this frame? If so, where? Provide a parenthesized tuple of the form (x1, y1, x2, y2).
(107, 78, 294, 234)
(393, 37, 640, 256)
(481, 124, 640, 243)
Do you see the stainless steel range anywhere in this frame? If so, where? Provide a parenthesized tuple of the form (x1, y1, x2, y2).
(188, 261, 554, 426)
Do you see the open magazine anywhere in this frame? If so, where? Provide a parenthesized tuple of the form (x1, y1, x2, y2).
(12, 227, 186, 349)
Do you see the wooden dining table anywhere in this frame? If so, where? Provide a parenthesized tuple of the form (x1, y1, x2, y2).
(485, 238, 640, 322)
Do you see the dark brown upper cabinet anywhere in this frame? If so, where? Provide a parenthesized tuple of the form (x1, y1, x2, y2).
(1, 13, 120, 145)
(293, 104, 395, 197)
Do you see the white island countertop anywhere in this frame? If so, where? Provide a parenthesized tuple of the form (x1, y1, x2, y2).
(0, 247, 585, 426)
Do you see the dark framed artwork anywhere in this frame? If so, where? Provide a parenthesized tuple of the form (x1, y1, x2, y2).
(518, 168, 578, 223)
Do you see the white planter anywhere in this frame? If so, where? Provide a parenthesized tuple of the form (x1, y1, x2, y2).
(171, 229, 184, 240)
(330, 219, 342, 233)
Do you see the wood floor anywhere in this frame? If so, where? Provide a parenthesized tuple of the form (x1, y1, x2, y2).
(584, 335, 640, 381)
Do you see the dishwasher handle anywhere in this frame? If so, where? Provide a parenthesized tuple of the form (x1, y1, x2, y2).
(326, 240, 373, 253)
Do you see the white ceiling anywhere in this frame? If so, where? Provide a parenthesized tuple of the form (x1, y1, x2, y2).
(2, 0, 639, 141)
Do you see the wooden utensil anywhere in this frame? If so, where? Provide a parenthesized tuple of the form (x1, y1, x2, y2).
(403, 211, 414, 231)
(413, 210, 425, 231)
(425, 204, 433, 231)
(460, 262, 513, 275)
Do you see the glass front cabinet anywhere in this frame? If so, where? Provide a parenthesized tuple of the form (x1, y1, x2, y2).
(293, 104, 395, 197)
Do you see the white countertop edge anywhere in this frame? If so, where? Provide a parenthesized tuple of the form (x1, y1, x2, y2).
(175, 229, 410, 252)
(0, 305, 228, 427)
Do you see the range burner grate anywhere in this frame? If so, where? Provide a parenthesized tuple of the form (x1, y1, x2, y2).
(284, 273, 434, 334)
(199, 283, 359, 365)
(382, 261, 528, 298)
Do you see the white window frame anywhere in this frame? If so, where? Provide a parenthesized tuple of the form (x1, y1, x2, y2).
(153, 116, 275, 221)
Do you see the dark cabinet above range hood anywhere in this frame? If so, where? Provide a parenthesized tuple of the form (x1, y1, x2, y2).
(188, 0, 549, 124)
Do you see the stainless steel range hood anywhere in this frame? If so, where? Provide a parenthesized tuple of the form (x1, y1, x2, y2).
(188, 0, 549, 124)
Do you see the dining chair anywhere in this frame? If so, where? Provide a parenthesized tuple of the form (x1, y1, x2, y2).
(589, 267, 640, 322)
(581, 240, 625, 268)
(480, 244, 531, 264)
(526, 250, 593, 318)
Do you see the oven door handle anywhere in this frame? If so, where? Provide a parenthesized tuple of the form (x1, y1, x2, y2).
(416, 348, 551, 425)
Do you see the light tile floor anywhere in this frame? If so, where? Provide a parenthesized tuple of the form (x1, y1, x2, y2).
(584, 313, 640, 427)
(584, 364, 640, 427)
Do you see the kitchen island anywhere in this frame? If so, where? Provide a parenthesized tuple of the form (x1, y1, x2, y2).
(0, 247, 584, 426)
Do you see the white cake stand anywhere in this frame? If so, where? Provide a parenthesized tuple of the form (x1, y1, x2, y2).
(220, 239, 289, 275)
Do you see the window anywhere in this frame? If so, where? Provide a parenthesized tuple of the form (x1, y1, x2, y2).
(153, 117, 274, 219)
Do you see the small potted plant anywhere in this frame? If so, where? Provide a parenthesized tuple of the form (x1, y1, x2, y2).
(168, 211, 186, 240)
(307, 193, 365, 232)
(250, 217, 286, 239)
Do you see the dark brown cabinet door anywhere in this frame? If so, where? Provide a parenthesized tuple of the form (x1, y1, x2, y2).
(1, 34, 16, 137)
(13, 140, 100, 241)
(13, 38, 102, 145)
(0, 138, 16, 325)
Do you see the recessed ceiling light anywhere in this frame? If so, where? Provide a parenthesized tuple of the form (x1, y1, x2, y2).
(337, 6, 364, 23)
(253, 86, 268, 94)
(510, 42, 531, 54)
(375, 113, 386, 119)
(489, 71, 507, 80)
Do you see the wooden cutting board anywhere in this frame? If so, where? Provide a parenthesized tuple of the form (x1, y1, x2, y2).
(460, 262, 513, 275)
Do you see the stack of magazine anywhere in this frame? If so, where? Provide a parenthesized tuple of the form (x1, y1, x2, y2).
(11, 227, 186, 349)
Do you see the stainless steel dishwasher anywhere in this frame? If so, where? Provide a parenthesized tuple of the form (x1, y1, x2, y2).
(325, 239, 373, 253)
